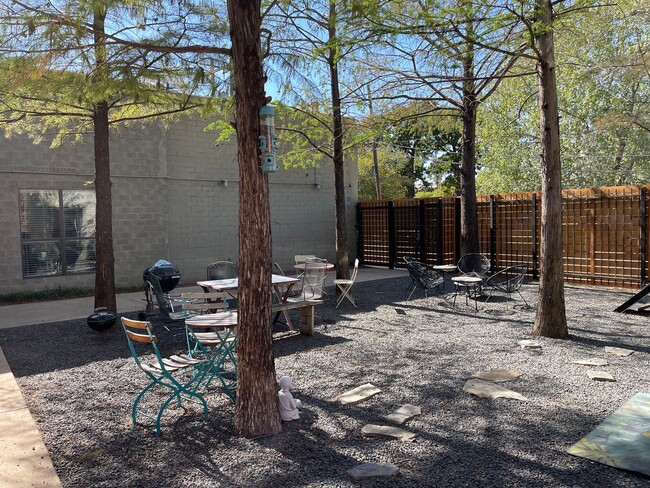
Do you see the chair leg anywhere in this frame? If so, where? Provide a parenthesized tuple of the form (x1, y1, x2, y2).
(336, 285, 356, 308)
(406, 284, 417, 301)
(517, 290, 530, 308)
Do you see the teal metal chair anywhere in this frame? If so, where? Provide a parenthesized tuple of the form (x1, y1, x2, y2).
(185, 312, 238, 403)
(121, 317, 209, 435)
(147, 274, 197, 321)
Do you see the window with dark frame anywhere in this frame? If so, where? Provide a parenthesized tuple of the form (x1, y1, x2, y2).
(19, 189, 96, 278)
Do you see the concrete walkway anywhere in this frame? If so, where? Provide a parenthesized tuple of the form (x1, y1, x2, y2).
(0, 265, 406, 487)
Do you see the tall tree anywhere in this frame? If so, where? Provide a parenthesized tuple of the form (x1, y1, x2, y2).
(0, 0, 227, 311)
(362, 0, 530, 255)
(227, 0, 281, 437)
(475, 1, 650, 193)
(266, 0, 370, 279)
(532, 0, 568, 338)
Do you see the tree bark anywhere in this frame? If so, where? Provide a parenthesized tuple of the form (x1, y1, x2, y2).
(228, 0, 281, 438)
(533, 0, 568, 339)
(460, 34, 479, 256)
(92, 9, 116, 312)
(329, 1, 350, 280)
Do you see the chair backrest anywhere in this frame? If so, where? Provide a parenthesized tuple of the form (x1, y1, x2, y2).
(294, 254, 316, 265)
(350, 258, 360, 282)
(146, 274, 174, 320)
(207, 260, 238, 280)
(121, 317, 161, 368)
(273, 262, 285, 276)
(458, 253, 491, 275)
(488, 266, 527, 292)
(180, 292, 230, 313)
(301, 258, 327, 299)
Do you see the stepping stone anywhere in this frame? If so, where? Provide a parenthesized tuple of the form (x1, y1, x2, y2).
(572, 358, 609, 367)
(347, 463, 400, 480)
(604, 346, 634, 357)
(361, 424, 417, 442)
(472, 369, 522, 383)
(384, 404, 421, 425)
(587, 370, 616, 382)
(463, 379, 528, 401)
(337, 383, 381, 405)
(519, 340, 542, 349)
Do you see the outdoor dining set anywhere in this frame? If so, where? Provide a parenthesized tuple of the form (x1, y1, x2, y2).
(404, 253, 530, 311)
(121, 255, 359, 435)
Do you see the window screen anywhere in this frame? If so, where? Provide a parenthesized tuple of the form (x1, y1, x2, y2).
(19, 190, 96, 278)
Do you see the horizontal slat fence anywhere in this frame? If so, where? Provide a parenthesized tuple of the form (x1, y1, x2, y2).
(357, 185, 650, 289)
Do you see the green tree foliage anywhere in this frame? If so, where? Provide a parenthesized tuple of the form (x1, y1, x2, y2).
(0, 0, 229, 310)
(476, 1, 650, 193)
(357, 144, 409, 200)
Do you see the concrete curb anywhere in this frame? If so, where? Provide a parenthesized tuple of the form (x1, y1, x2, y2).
(0, 347, 62, 488)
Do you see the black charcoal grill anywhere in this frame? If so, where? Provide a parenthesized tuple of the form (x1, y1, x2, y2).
(143, 260, 181, 308)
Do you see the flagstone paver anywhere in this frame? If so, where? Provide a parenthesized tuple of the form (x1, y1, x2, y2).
(587, 370, 616, 382)
(361, 424, 417, 442)
(384, 404, 421, 425)
(336, 383, 381, 405)
(347, 463, 400, 479)
(463, 379, 528, 401)
(472, 369, 522, 383)
(572, 358, 609, 367)
(604, 346, 634, 357)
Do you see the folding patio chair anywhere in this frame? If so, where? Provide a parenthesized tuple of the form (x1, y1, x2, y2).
(334, 259, 359, 308)
(185, 311, 238, 402)
(121, 317, 209, 435)
(147, 274, 197, 321)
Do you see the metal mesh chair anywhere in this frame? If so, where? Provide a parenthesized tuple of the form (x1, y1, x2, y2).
(405, 259, 445, 301)
(206, 260, 238, 280)
(484, 265, 529, 307)
(457, 253, 491, 279)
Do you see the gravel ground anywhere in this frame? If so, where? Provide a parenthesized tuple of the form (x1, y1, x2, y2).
(1, 275, 649, 488)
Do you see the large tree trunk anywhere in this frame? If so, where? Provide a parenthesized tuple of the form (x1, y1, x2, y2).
(459, 37, 479, 256)
(329, 2, 350, 280)
(228, 0, 281, 437)
(92, 10, 116, 312)
(533, 0, 568, 339)
(93, 101, 116, 312)
(406, 145, 416, 199)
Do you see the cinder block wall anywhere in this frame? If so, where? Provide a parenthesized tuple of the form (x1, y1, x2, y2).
(0, 114, 358, 294)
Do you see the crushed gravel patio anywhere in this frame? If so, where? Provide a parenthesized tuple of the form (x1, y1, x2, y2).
(1, 275, 649, 487)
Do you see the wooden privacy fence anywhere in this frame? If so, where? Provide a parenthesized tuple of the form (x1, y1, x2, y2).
(356, 185, 649, 289)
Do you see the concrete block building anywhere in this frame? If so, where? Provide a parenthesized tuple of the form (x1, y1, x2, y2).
(0, 115, 358, 295)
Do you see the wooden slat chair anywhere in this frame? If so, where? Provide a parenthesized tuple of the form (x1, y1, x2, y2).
(185, 310, 238, 403)
(121, 317, 209, 436)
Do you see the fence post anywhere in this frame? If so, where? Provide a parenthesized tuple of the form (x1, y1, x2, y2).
(388, 201, 396, 269)
(532, 193, 539, 279)
(437, 198, 444, 265)
(640, 188, 647, 286)
(356, 204, 364, 264)
(419, 199, 426, 262)
(490, 195, 497, 270)
(454, 197, 461, 261)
